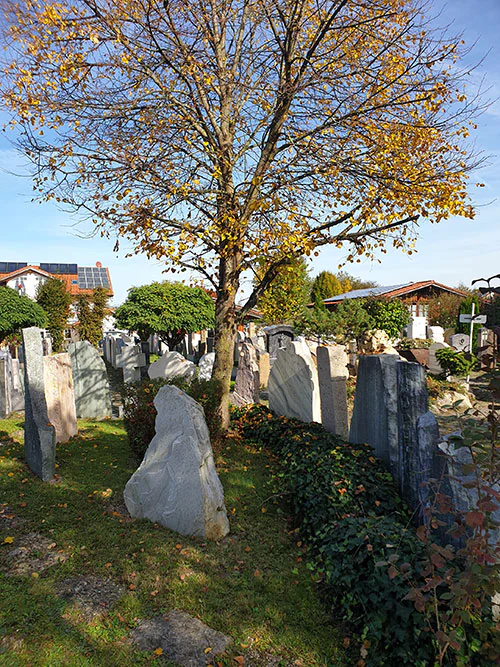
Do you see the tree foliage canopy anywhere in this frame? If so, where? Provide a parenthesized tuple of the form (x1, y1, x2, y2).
(76, 286, 110, 347)
(1, 0, 482, 425)
(0, 286, 47, 341)
(256, 256, 311, 324)
(35, 278, 73, 351)
(115, 281, 215, 349)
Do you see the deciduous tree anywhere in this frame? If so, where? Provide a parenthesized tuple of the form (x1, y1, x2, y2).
(255, 256, 311, 324)
(115, 281, 215, 349)
(0, 286, 47, 342)
(1, 0, 482, 426)
(76, 286, 110, 347)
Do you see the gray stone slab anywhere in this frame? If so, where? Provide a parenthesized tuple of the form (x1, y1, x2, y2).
(130, 610, 232, 666)
(317, 345, 349, 439)
(197, 352, 215, 382)
(0, 353, 24, 417)
(124, 386, 230, 540)
(22, 327, 56, 481)
(349, 354, 399, 469)
(233, 341, 260, 406)
(148, 351, 196, 382)
(68, 341, 112, 419)
(268, 340, 321, 423)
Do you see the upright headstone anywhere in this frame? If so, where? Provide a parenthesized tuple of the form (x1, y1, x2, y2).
(349, 354, 439, 518)
(22, 327, 56, 481)
(43, 353, 78, 443)
(198, 352, 215, 382)
(68, 341, 113, 419)
(428, 341, 450, 375)
(256, 349, 270, 389)
(264, 325, 294, 362)
(115, 343, 146, 383)
(124, 386, 230, 540)
(407, 316, 428, 340)
(268, 340, 321, 423)
(148, 351, 196, 381)
(233, 341, 260, 406)
(0, 352, 24, 417)
(349, 355, 399, 470)
(316, 345, 349, 439)
(450, 333, 469, 352)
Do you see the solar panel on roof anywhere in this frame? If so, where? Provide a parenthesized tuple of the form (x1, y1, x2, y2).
(324, 283, 413, 302)
(39, 263, 79, 274)
(78, 266, 109, 289)
(0, 262, 28, 273)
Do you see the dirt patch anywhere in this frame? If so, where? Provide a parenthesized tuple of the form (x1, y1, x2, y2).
(0, 504, 25, 530)
(55, 576, 124, 621)
(2, 532, 66, 576)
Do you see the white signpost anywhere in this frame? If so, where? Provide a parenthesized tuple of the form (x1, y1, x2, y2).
(459, 304, 487, 386)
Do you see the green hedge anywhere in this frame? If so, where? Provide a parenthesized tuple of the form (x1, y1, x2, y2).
(233, 404, 433, 665)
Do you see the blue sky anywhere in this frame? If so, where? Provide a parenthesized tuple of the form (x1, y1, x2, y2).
(0, 0, 499, 306)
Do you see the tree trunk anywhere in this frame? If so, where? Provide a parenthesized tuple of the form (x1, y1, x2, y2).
(212, 254, 240, 430)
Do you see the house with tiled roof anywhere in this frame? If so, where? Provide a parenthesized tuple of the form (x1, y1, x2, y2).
(322, 280, 466, 317)
(0, 261, 113, 300)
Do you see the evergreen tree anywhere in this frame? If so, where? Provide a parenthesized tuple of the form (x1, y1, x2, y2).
(76, 287, 110, 347)
(36, 278, 72, 352)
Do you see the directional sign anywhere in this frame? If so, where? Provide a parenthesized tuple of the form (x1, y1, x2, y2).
(459, 314, 487, 324)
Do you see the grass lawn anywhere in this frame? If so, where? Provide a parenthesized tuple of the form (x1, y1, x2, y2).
(0, 416, 347, 666)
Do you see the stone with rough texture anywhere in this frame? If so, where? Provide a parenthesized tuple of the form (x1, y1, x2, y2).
(124, 386, 229, 540)
(317, 345, 349, 439)
(350, 355, 438, 518)
(358, 329, 399, 355)
(130, 611, 232, 666)
(69, 341, 112, 419)
(43, 353, 78, 443)
(427, 326, 445, 343)
(233, 341, 260, 406)
(349, 354, 399, 470)
(197, 352, 215, 381)
(148, 351, 196, 381)
(268, 340, 321, 423)
(22, 327, 56, 481)
(257, 349, 270, 388)
(115, 343, 146, 383)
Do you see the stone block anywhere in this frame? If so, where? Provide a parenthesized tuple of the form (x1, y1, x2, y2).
(0, 353, 23, 417)
(317, 345, 349, 439)
(256, 350, 270, 389)
(69, 341, 112, 419)
(43, 353, 78, 443)
(268, 340, 321, 423)
(450, 333, 470, 352)
(233, 341, 259, 406)
(148, 351, 196, 381)
(264, 324, 294, 362)
(428, 341, 450, 375)
(124, 386, 230, 540)
(22, 327, 56, 481)
(116, 343, 145, 383)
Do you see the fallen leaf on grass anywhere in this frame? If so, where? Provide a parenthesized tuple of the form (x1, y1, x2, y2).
(3, 536, 14, 544)
(153, 647, 163, 656)
(234, 657, 244, 666)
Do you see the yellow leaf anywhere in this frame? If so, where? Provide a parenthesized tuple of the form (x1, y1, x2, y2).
(204, 647, 212, 654)
(153, 647, 163, 656)
(3, 536, 14, 544)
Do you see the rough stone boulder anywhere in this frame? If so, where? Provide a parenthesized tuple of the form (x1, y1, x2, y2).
(197, 352, 215, 382)
(148, 351, 196, 381)
(358, 329, 400, 356)
(124, 386, 229, 540)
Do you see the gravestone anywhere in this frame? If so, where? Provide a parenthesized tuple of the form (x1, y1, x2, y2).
(450, 333, 469, 352)
(428, 341, 450, 375)
(0, 351, 24, 417)
(268, 340, 321, 423)
(148, 351, 196, 381)
(233, 341, 260, 406)
(349, 354, 439, 519)
(69, 341, 113, 419)
(316, 345, 349, 439)
(22, 327, 56, 481)
(43, 353, 78, 443)
(407, 316, 428, 340)
(124, 386, 230, 540)
(256, 349, 270, 389)
(197, 352, 215, 382)
(115, 343, 146, 383)
(264, 324, 294, 362)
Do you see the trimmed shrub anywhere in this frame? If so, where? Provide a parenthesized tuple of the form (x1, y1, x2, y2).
(123, 377, 223, 461)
